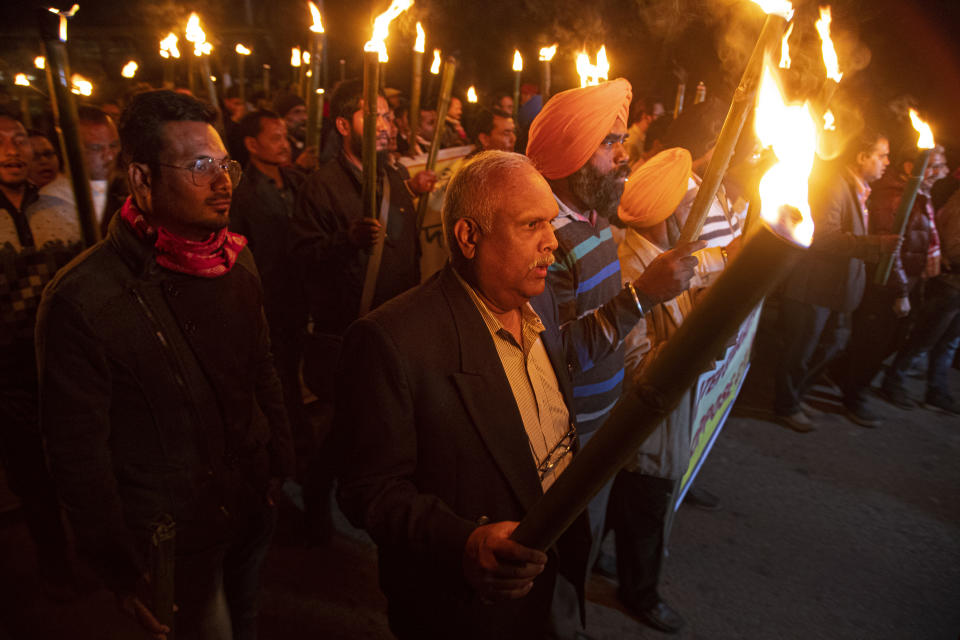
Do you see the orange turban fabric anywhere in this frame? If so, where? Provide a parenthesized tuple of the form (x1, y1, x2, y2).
(526, 78, 632, 180)
(618, 148, 693, 228)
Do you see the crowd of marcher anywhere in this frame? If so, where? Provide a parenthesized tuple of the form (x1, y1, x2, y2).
(1, 60, 958, 640)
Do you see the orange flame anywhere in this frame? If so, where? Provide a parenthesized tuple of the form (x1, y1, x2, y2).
(160, 33, 180, 59)
(34, 56, 46, 69)
(576, 46, 609, 88)
(467, 86, 478, 103)
(121, 61, 138, 78)
(414, 22, 425, 53)
(908, 109, 935, 150)
(430, 49, 441, 74)
(291, 47, 302, 67)
(47, 5, 79, 42)
(815, 6, 842, 82)
(235, 44, 251, 55)
(753, 64, 816, 246)
(308, 1, 324, 34)
(539, 44, 557, 62)
(363, 0, 414, 63)
(71, 73, 93, 97)
(779, 22, 794, 69)
(15, 74, 30, 87)
(823, 110, 835, 131)
(185, 13, 212, 57)
(750, 0, 794, 19)
(513, 50, 523, 72)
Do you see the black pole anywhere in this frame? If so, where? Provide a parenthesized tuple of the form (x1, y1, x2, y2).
(39, 7, 99, 248)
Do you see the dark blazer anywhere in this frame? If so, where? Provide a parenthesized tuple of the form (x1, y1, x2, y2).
(36, 215, 294, 594)
(782, 170, 884, 312)
(335, 264, 591, 639)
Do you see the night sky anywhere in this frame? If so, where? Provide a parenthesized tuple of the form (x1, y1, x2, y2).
(3, 0, 959, 154)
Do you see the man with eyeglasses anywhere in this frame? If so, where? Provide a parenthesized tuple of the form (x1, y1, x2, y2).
(526, 79, 702, 634)
(34, 106, 128, 236)
(36, 90, 294, 640)
(336, 151, 590, 639)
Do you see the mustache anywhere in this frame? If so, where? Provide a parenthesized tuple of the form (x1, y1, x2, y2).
(529, 253, 556, 270)
(612, 163, 631, 180)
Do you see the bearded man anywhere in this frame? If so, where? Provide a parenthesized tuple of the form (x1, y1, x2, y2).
(526, 80, 703, 633)
(291, 79, 436, 337)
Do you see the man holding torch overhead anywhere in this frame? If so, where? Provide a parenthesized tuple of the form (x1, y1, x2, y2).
(525, 80, 703, 621)
(336, 151, 590, 638)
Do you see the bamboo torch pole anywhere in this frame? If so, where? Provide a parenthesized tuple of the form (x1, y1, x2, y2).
(409, 23, 425, 155)
(875, 109, 936, 285)
(39, 5, 99, 248)
(415, 56, 457, 230)
(511, 50, 522, 121)
(306, 2, 325, 152)
(677, 5, 792, 244)
(512, 218, 806, 551)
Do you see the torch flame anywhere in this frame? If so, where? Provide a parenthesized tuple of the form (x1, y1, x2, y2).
(121, 61, 138, 78)
(15, 74, 30, 87)
(303, 51, 311, 65)
(71, 73, 93, 97)
(908, 109, 935, 150)
(236, 43, 251, 55)
(753, 64, 816, 247)
(779, 22, 794, 69)
(47, 4, 79, 42)
(414, 22, 425, 53)
(823, 109, 836, 131)
(513, 50, 523, 72)
(596, 45, 609, 81)
(539, 44, 557, 62)
(160, 33, 180, 59)
(35, 56, 46, 69)
(467, 86, 478, 103)
(576, 46, 609, 88)
(815, 6, 842, 83)
(185, 13, 212, 57)
(430, 49, 441, 74)
(363, 0, 414, 63)
(291, 47, 302, 67)
(750, 0, 794, 20)
(308, 1, 324, 33)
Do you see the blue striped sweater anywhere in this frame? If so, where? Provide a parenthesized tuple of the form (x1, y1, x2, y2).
(547, 198, 644, 434)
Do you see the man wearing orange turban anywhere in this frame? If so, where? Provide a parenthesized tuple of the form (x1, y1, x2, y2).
(610, 148, 733, 634)
(527, 82, 703, 634)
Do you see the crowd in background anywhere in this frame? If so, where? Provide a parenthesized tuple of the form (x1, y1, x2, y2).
(1, 62, 958, 639)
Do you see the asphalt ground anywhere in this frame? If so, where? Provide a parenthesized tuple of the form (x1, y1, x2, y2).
(1, 306, 958, 639)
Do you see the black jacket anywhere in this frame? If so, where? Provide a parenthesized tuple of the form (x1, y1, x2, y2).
(36, 214, 294, 594)
(229, 163, 307, 333)
(782, 170, 885, 312)
(336, 265, 590, 639)
(291, 153, 420, 335)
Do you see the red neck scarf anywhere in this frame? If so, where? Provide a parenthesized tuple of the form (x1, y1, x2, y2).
(121, 197, 247, 278)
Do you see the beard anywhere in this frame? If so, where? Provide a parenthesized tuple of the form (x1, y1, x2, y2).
(347, 129, 390, 158)
(568, 161, 630, 218)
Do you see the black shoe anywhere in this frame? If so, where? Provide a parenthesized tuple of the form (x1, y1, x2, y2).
(843, 403, 881, 428)
(593, 551, 618, 580)
(926, 392, 960, 415)
(776, 410, 815, 433)
(879, 386, 915, 409)
(683, 486, 721, 511)
(636, 600, 685, 634)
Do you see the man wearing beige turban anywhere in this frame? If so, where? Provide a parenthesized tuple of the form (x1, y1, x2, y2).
(527, 81, 703, 634)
